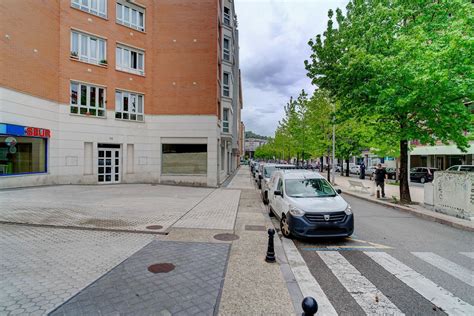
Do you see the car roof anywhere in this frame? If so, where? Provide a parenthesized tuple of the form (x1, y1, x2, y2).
(276, 170, 325, 180)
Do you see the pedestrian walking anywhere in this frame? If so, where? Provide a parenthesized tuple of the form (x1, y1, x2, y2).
(374, 163, 387, 198)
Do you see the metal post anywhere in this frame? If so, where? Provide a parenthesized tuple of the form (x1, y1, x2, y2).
(302, 297, 318, 315)
(265, 229, 276, 263)
(331, 106, 336, 184)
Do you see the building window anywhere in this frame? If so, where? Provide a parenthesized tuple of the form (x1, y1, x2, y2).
(0, 136, 47, 175)
(223, 37, 231, 62)
(115, 90, 144, 121)
(71, 0, 107, 18)
(116, 45, 145, 75)
(116, 1, 145, 31)
(223, 7, 231, 26)
(71, 31, 106, 65)
(70, 81, 106, 117)
(223, 72, 230, 97)
(162, 144, 207, 175)
(223, 108, 229, 133)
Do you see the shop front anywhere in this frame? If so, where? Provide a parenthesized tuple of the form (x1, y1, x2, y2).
(0, 123, 50, 176)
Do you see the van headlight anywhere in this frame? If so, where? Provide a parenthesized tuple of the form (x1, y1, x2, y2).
(289, 207, 305, 217)
(344, 205, 352, 215)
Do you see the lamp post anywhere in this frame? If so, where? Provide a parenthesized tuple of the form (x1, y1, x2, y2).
(331, 104, 336, 184)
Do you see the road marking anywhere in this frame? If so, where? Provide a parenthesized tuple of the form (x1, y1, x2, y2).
(281, 238, 337, 316)
(412, 252, 474, 287)
(318, 251, 403, 315)
(366, 252, 474, 316)
(301, 247, 383, 252)
(460, 252, 474, 260)
(350, 238, 392, 249)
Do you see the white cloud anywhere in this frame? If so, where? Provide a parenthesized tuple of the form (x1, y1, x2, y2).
(235, 0, 348, 136)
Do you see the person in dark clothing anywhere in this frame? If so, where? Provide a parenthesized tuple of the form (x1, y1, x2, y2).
(359, 162, 366, 179)
(374, 163, 387, 198)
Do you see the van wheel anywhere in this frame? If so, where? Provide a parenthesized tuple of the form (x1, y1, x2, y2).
(280, 215, 292, 238)
(420, 177, 426, 184)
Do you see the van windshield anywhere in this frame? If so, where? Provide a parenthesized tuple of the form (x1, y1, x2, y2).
(264, 166, 277, 178)
(285, 178, 336, 198)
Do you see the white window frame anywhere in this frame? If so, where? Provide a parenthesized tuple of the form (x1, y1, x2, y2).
(70, 30, 107, 65)
(223, 72, 231, 97)
(116, 44, 145, 76)
(70, 81, 106, 117)
(223, 36, 231, 62)
(115, 90, 144, 121)
(223, 108, 230, 133)
(223, 7, 231, 26)
(71, 0, 107, 18)
(116, 2, 145, 32)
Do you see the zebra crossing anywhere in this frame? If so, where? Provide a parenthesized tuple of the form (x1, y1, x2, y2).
(283, 238, 474, 315)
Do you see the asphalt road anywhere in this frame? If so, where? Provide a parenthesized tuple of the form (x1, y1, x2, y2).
(290, 195, 474, 315)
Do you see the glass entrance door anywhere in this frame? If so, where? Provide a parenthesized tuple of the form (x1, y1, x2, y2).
(98, 146, 120, 183)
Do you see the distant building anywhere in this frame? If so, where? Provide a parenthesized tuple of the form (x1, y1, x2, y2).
(410, 141, 474, 170)
(245, 138, 268, 158)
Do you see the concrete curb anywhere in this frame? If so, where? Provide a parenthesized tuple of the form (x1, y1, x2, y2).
(341, 191, 474, 232)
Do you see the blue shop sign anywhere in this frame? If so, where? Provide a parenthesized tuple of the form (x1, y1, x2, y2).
(0, 123, 51, 138)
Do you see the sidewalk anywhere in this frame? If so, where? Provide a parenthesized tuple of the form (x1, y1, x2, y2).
(334, 175, 474, 232)
(3, 166, 299, 316)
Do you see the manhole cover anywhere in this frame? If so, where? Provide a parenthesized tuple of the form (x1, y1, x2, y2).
(214, 233, 239, 241)
(148, 263, 175, 273)
(146, 225, 163, 230)
(245, 225, 266, 231)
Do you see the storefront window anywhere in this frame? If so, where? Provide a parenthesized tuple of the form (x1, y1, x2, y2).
(0, 136, 47, 175)
(162, 144, 207, 175)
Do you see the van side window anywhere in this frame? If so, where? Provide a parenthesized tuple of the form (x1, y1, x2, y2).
(277, 178, 283, 191)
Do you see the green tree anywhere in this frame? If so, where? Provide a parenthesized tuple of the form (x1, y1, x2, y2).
(306, 0, 473, 203)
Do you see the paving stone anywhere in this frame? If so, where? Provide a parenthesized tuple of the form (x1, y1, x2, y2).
(0, 224, 154, 314)
(51, 240, 230, 315)
(0, 184, 213, 232)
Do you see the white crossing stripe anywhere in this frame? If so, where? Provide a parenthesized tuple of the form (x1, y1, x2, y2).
(412, 252, 474, 287)
(281, 238, 337, 316)
(460, 252, 474, 260)
(318, 251, 403, 315)
(366, 252, 474, 316)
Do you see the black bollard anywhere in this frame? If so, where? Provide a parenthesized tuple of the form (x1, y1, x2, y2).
(265, 228, 276, 263)
(301, 297, 318, 316)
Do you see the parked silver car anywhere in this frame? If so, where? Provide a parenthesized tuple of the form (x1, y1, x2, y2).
(268, 170, 354, 238)
(446, 165, 474, 172)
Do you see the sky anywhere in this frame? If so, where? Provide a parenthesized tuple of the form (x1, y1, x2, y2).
(235, 0, 348, 136)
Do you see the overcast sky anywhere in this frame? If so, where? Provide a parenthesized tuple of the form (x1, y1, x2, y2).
(235, 0, 348, 136)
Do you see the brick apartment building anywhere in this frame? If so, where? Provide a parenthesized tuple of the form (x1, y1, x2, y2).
(0, 0, 243, 188)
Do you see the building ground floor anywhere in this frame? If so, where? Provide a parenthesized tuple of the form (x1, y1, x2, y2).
(409, 143, 474, 170)
(0, 87, 238, 189)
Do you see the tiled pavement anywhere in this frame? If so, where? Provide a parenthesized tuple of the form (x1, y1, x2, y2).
(172, 189, 240, 230)
(0, 225, 155, 315)
(50, 240, 230, 316)
(0, 184, 213, 232)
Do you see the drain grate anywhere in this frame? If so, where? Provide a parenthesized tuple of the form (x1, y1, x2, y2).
(148, 263, 175, 273)
(146, 225, 163, 230)
(245, 225, 267, 231)
(213, 233, 239, 241)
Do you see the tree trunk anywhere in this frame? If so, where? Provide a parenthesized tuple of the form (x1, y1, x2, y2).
(399, 140, 412, 203)
(395, 157, 399, 181)
(320, 156, 324, 172)
(327, 150, 331, 181)
(340, 157, 344, 176)
(346, 159, 350, 177)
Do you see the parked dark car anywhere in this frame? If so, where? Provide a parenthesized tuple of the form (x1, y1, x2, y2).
(386, 167, 398, 180)
(410, 167, 438, 183)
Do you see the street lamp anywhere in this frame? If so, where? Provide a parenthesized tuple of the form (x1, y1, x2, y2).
(331, 103, 336, 184)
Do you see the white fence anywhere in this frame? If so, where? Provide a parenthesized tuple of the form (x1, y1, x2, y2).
(425, 171, 474, 221)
